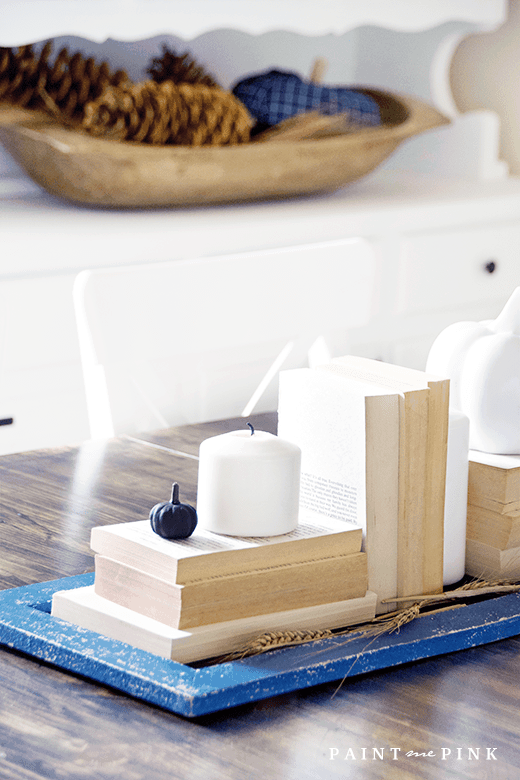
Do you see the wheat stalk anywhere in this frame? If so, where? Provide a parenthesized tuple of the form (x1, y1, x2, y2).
(212, 577, 520, 664)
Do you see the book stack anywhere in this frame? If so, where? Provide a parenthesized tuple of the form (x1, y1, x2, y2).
(465, 451, 520, 579)
(52, 514, 377, 663)
(278, 356, 450, 613)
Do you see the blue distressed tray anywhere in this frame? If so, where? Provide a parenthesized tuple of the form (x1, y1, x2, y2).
(1, 573, 520, 718)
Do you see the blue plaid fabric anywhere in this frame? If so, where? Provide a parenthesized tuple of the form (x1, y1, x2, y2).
(232, 69, 381, 128)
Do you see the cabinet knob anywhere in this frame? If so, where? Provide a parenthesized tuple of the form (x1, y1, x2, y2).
(484, 260, 497, 274)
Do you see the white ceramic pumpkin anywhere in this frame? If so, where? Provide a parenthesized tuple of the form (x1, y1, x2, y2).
(426, 287, 520, 455)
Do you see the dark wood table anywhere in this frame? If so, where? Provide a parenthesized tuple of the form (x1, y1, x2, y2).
(1, 412, 520, 779)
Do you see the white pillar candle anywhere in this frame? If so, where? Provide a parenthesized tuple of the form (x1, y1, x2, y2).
(196, 426, 301, 537)
(443, 409, 470, 585)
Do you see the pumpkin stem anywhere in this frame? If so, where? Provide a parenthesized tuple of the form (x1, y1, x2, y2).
(247, 422, 255, 436)
(171, 482, 180, 504)
(493, 286, 520, 336)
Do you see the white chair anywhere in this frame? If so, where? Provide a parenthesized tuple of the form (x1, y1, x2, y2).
(73, 239, 376, 438)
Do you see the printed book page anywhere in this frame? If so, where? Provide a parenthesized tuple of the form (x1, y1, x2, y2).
(277, 367, 396, 535)
(91, 511, 361, 560)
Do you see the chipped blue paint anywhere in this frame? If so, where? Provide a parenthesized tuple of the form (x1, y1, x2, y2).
(1, 575, 520, 717)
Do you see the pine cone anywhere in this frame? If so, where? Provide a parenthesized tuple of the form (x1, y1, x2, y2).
(0, 43, 130, 119)
(147, 46, 219, 88)
(82, 80, 253, 146)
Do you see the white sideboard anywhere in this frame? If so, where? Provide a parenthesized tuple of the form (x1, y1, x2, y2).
(1, 0, 519, 454)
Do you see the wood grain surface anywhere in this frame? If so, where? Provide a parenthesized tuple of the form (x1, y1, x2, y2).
(134, 411, 278, 456)
(1, 412, 520, 779)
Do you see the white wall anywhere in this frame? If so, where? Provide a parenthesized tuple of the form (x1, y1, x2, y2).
(451, 0, 520, 175)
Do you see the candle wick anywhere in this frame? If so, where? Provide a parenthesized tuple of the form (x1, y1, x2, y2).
(247, 422, 255, 436)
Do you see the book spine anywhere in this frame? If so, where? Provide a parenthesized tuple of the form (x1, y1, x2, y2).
(466, 505, 520, 550)
(91, 523, 363, 585)
(52, 586, 378, 664)
(94, 553, 368, 629)
(464, 538, 520, 579)
(397, 388, 430, 598)
(364, 394, 399, 613)
(422, 380, 449, 595)
(468, 460, 520, 506)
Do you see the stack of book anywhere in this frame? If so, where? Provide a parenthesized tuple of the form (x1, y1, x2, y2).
(278, 356, 450, 612)
(52, 514, 376, 663)
(465, 451, 520, 579)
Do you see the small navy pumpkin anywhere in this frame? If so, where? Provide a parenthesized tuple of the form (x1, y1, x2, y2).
(232, 69, 381, 129)
(149, 482, 198, 539)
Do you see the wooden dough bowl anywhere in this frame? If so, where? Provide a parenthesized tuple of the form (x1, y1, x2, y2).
(0, 90, 449, 209)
